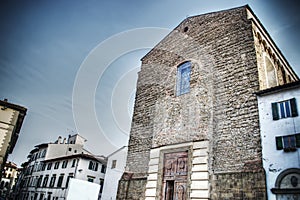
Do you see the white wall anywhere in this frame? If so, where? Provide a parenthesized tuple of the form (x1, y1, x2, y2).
(75, 158, 105, 184)
(66, 178, 100, 200)
(257, 87, 300, 200)
(101, 147, 127, 200)
(45, 143, 87, 160)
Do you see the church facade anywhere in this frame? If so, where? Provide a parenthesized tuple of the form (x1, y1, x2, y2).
(117, 5, 298, 200)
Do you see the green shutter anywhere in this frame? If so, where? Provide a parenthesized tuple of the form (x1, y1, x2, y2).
(290, 98, 298, 117)
(272, 102, 279, 120)
(295, 134, 300, 148)
(276, 136, 283, 150)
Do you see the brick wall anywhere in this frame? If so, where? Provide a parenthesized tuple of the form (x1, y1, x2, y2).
(118, 6, 267, 199)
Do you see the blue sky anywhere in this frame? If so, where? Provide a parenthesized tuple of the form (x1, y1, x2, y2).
(0, 0, 299, 165)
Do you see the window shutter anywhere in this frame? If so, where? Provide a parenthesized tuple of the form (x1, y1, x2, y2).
(275, 136, 283, 150)
(272, 103, 279, 120)
(295, 134, 300, 148)
(290, 98, 298, 117)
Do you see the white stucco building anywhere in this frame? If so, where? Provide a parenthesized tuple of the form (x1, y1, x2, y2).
(16, 134, 106, 200)
(101, 146, 127, 200)
(0, 161, 20, 198)
(256, 81, 300, 200)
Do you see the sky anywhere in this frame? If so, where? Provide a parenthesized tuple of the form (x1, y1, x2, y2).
(0, 0, 299, 166)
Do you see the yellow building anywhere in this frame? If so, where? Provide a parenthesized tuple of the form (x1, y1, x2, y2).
(0, 99, 27, 178)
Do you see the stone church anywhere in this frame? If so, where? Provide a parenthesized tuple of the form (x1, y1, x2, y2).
(117, 5, 299, 200)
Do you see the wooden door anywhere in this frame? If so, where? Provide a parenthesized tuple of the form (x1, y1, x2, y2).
(162, 151, 188, 200)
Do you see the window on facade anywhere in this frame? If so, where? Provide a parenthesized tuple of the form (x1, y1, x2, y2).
(87, 176, 95, 183)
(88, 161, 99, 171)
(71, 159, 76, 168)
(57, 174, 64, 187)
(47, 163, 52, 170)
(54, 162, 60, 169)
(62, 161, 68, 169)
(99, 179, 104, 193)
(41, 163, 46, 171)
(49, 175, 56, 187)
(41, 150, 46, 158)
(42, 175, 49, 187)
(37, 175, 43, 187)
(111, 160, 117, 169)
(272, 98, 298, 120)
(66, 173, 74, 188)
(101, 165, 106, 173)
(276, 133, 300, 152)
(176, 61, 191, 96)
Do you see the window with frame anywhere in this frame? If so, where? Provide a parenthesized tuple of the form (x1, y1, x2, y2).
(42, 175, 49, 187)
(49, 174, 56, 187)
(41, 149, 46, 158)
(71, 159, 76, 168)
(99, 178, 104, 194)
(276, 133, 300, 152)
(62, 160, 68, 169)
(176, 61, 191, 96)
(101, 165, 106, 173)
(272, 98, 298, 120)
(37, 175, 43, 187)
(40, 163, 46, 171)
(57, 174, 64, 187)
(47, 163, 52, 170)
(87, 176, 95, 183)
(66, 173, 74, 188)
(88, 161, 99, 171)
(54, 162, 60, 169)
(111, 160, 117, 169)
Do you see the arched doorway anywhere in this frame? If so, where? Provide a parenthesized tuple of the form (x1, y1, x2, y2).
(271, 168, 300, 200)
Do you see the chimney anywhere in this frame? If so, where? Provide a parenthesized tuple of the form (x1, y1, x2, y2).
(57, 136, 62, 144)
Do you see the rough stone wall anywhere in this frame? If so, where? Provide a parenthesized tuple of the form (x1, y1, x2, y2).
(117, 176, 147, 200)
(211, 171, 267, 199)
(119, 6, 267, 199)
(252, 27, 298, 90)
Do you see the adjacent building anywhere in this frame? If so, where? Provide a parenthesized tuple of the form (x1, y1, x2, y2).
(101, 146, 127, 200)
(15, 134, 106, 200)
(117, 5, 299, 200)
(256, 81, 300, 200)
(0, 161, 20, 198)
(0, 99, 27, 178)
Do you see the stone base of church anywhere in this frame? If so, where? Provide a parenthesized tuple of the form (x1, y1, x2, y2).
(117, 172, 147, 200)
(210, 170, 267, 200)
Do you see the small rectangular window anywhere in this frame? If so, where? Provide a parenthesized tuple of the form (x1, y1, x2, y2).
(275, 134, 299, 152)
(101, 165, 106, 173)
(49, 175, 56, 187)
(87, 176, 95, 182)
(111, 160, 117, 169)
(66, 173, 74, 188)
(57, 174, 64, 187)
(272, 98, 298, 120)
(71, 159, 76, 168)
(62, 161, 68, 169)
(47, 163, 52, 170)
(54, 162, 60, 169)
(42, 175, 49, 187)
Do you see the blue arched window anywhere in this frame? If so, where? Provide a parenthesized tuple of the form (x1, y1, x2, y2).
(176, 61, 191, 96)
